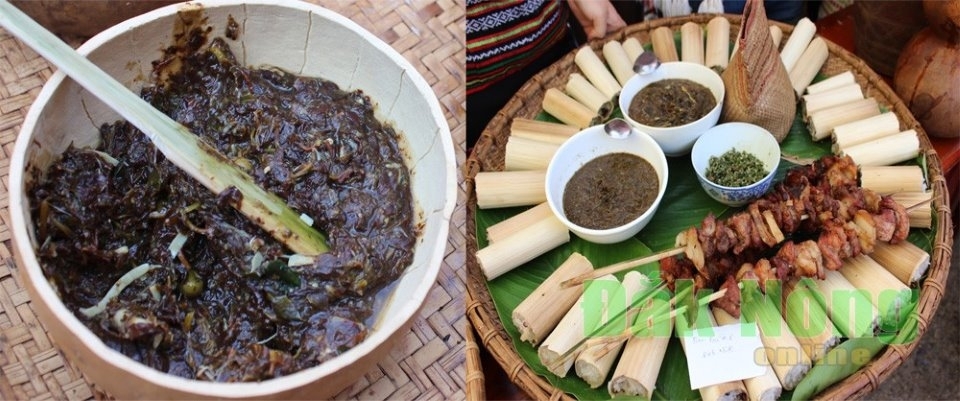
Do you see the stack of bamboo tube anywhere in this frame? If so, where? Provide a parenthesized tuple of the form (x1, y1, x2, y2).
(475, 117, 581, 280)
(798, 70, 930, 227)
(802, 71, 921, 167)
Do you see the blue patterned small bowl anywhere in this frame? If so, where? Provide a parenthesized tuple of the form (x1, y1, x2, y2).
(690, 122, 781, 207)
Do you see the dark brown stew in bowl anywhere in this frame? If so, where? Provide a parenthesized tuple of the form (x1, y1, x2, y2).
(27, 35, 415, 381)
(627, 78, 716, 127)
(562, 153, 659, 230)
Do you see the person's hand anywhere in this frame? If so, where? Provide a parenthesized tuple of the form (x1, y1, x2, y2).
(567, 0, 627, 39)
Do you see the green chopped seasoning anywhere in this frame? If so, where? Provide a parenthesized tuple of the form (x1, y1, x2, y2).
(705, 149, 768, 187)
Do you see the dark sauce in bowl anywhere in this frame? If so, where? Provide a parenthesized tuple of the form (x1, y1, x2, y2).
(562, 153, 659, 230)
(27, 36, 415, 381)
(628, 78, 716, 127)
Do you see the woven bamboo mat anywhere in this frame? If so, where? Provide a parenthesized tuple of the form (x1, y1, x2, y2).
(465, 14, 954, 401)
(0, 1, 466, 400)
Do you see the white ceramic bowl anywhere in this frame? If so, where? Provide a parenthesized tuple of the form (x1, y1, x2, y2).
(8, 1, 456, 399)
(691, 122, 781, 207)
(545, 124, 669, 244)
(618, 61, 725, 157)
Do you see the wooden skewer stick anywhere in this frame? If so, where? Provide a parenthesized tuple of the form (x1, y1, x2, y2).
(560, 211, 824, 289)
(561, 247, 685, 288)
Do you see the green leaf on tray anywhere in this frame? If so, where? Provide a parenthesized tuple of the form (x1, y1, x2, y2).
(791, 337, 886, 401)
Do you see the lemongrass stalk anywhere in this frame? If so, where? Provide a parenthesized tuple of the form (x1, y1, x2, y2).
(0, 2, 328, 255)
(80, 263, 160, 317)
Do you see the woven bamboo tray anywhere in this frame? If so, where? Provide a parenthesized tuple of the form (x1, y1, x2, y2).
(0, 1, 467, 399)
(465, 14, 954, 401)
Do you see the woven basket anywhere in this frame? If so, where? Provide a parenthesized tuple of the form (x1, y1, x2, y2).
(465, 14, 954, 401)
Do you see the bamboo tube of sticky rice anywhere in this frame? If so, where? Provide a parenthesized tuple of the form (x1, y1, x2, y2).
(486, 202, 553, 244)
(512, 252, 594, 346)
(608, 289, 674, 398)
(712, 307, 783, 401)
(542, 87, 597, 129)
(705, 16, 729, 69)
(871, 241, 931, 286)
(510, 118, 580, 145)
(839, 254, 913, 323)
(476, 214, 570, 280)
(781, 279, 841, 363)
(504, 135, 560, 171)
(539, 274, 619, 377)
(677, 304, 748, 400)
(575, 47, 622, 99)
(890, 191, 933, 228)
(576, 271, 651, 388)
(780, 17, 816, 72)
(474, 170, 546, 209)
(565, 73, 614, 118)
(805, 70, 855, 95)
(651, 26, 679, 63)
(681, 21, 705, 65)
(841, 130, 920, 167)
(603, 40, 636, 86)
(830, 111, 900, 151)
(803, 83, 865, 118)
(789, 37, 829, 96)
(741, 289, 812, 391)
(805, 272, 880, 338)
(807, 97, 880, 140)
(623, 37, 644, 63)
(859, 165, 927, 194)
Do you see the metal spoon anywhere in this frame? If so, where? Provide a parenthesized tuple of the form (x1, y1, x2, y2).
(603, 118, 633, 139)
(632, 51, 661, 75)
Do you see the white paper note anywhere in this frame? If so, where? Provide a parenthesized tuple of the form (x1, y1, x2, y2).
(684, 322, 766, 390)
